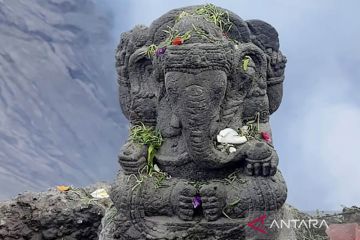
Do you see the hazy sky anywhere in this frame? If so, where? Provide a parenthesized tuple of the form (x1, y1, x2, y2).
(102, 0, 360, 211)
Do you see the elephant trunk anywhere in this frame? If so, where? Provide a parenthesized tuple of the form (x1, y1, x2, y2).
(181, 85, 245, 168)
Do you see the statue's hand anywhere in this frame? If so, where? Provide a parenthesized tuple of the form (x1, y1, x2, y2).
(200, 182, 226, 221)
(267, 49, 287, 78)
(171, 182, 197, 221)
(118, 141, 147, 174)
(245, 141, 278, 176)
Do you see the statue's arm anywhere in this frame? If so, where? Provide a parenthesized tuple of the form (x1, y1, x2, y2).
(243, 122, 278, 176)
(118, 140, 147, 174)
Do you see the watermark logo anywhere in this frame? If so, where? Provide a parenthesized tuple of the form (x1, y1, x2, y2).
(270, 219, 329, 229)
(244, 211, 329, 236)
(247, 214, 268, 234)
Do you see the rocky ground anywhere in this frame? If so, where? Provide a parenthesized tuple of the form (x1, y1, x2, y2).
(0, 183, 112, 240)
(277, 204, 360, 240)
(1, 183, 359, 240)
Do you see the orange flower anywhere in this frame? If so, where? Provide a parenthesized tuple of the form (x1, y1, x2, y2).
(57, 185, 71, 192)
(172, 37, 184, 45)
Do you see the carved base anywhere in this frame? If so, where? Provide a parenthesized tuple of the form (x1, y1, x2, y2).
(99, 206, 291, 240)
(102, 171, 287, 239)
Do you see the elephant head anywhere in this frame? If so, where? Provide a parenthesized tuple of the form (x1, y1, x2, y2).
(116, 5, 286, 169)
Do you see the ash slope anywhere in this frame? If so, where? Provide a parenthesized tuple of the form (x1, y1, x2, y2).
(0, 0, 127, 200)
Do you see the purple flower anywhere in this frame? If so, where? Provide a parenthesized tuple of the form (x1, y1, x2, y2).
(192, 195, 202, 209)
(155, 47, 166, 57)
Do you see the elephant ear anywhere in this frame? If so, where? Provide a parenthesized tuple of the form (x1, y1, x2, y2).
(231, 43, 271, 124)
(247, 20, 287, 114)
(116, 26, 159, 126)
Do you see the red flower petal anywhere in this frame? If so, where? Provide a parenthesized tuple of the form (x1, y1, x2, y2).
(261, 132, 271, 143)
(172, 37, 184, 45)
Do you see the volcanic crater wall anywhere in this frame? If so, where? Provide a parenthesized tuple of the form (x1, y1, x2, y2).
(0, 0, 127, 200)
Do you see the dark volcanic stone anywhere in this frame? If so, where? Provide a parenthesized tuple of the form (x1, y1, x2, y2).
(108, 4, 289, 240)
(0, 183, 111, 240)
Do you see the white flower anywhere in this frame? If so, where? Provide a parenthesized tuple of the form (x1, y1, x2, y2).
(240, 125, 249, 135)
(217, 128, 247, 144)
(153, 164, 161, 173)
(229, 147, 237, 153)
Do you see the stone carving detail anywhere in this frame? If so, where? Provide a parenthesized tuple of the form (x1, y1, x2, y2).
(108, 4, 287, 239)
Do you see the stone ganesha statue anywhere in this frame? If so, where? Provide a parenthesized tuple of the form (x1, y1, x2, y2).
(108, 4, 287, 240)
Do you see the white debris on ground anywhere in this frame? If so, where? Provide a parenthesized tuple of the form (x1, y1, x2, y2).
(90, 189, 109, 199)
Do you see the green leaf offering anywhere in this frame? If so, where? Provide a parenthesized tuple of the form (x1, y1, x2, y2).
(242, 56, 251, 71)
(147, 144, 156, 174)
(130, 123, 163, 174)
